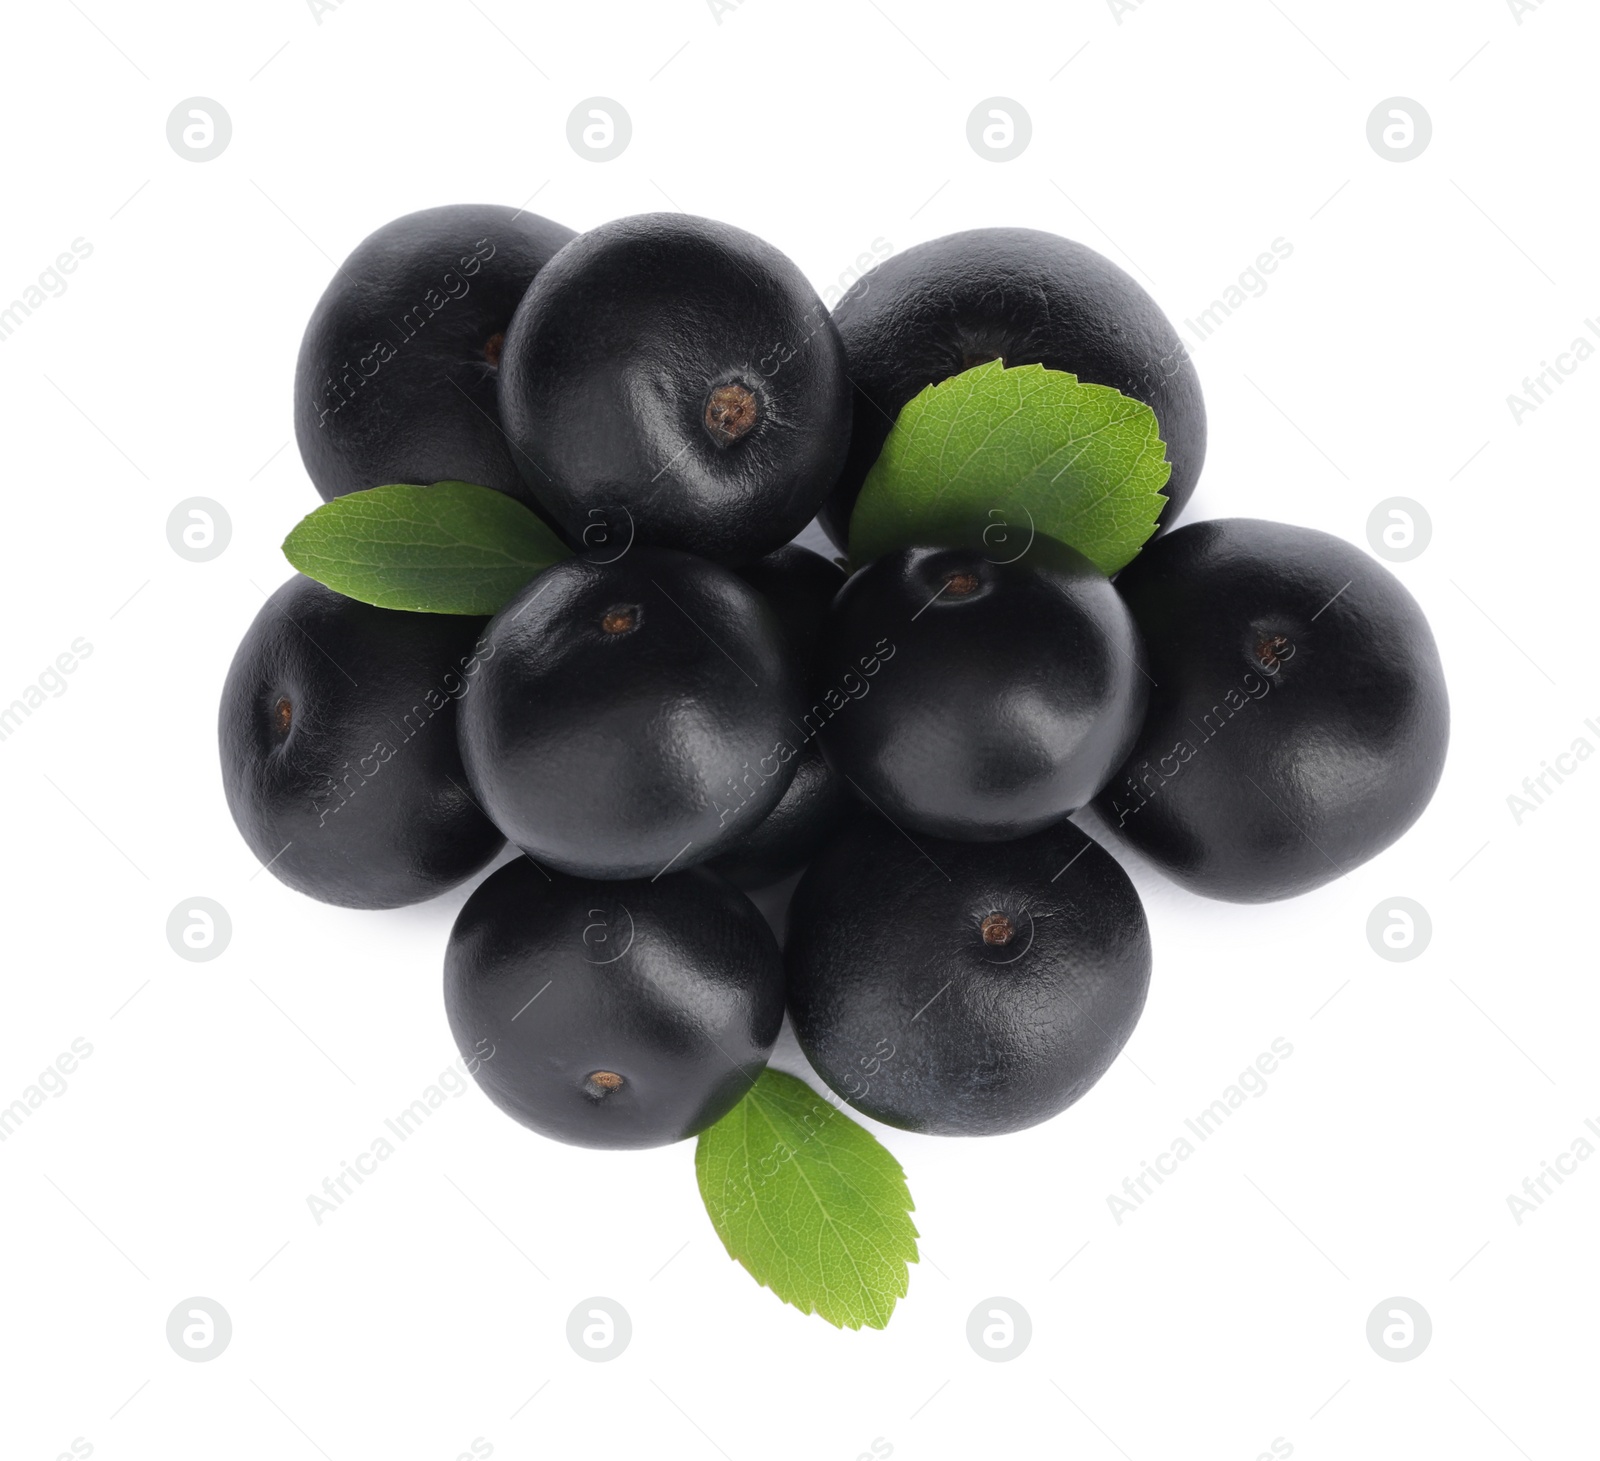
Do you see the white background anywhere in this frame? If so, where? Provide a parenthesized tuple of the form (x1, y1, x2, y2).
(2, 1, 1596, 1457)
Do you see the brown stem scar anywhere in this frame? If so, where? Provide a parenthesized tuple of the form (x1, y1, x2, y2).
(704, 382, 759, 446)
(980, 913, 1014, 946)
(1256, 634, 1291, 670)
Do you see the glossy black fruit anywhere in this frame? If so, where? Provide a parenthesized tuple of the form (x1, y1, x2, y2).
(497, 213, 852, 563)
(445, 859, 785, 1150)
(733, 542, 847, 661)
(706, 747, 853, 890)
(786, 816, 1151, 1136)
(295, 204, 574, 509)
(458, 547, 805, 879)
(1093, 518, 1449, 901)
(218, 576, 503, 908)
(710, 544, 851, 888)
(811, 537, 1148, 841)
(820, 227, 1205, 549)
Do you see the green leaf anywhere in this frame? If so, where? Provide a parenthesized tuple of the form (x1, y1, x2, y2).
(848, 359, 1172, 576)
(282, 481, 569, 615)
(695, 1069, 918, 1330)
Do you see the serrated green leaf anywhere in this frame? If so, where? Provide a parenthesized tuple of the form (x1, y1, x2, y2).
(695, 1069, 918, 1330)
(848, 359, 1172, 576)
(282, 481, 569, 615)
